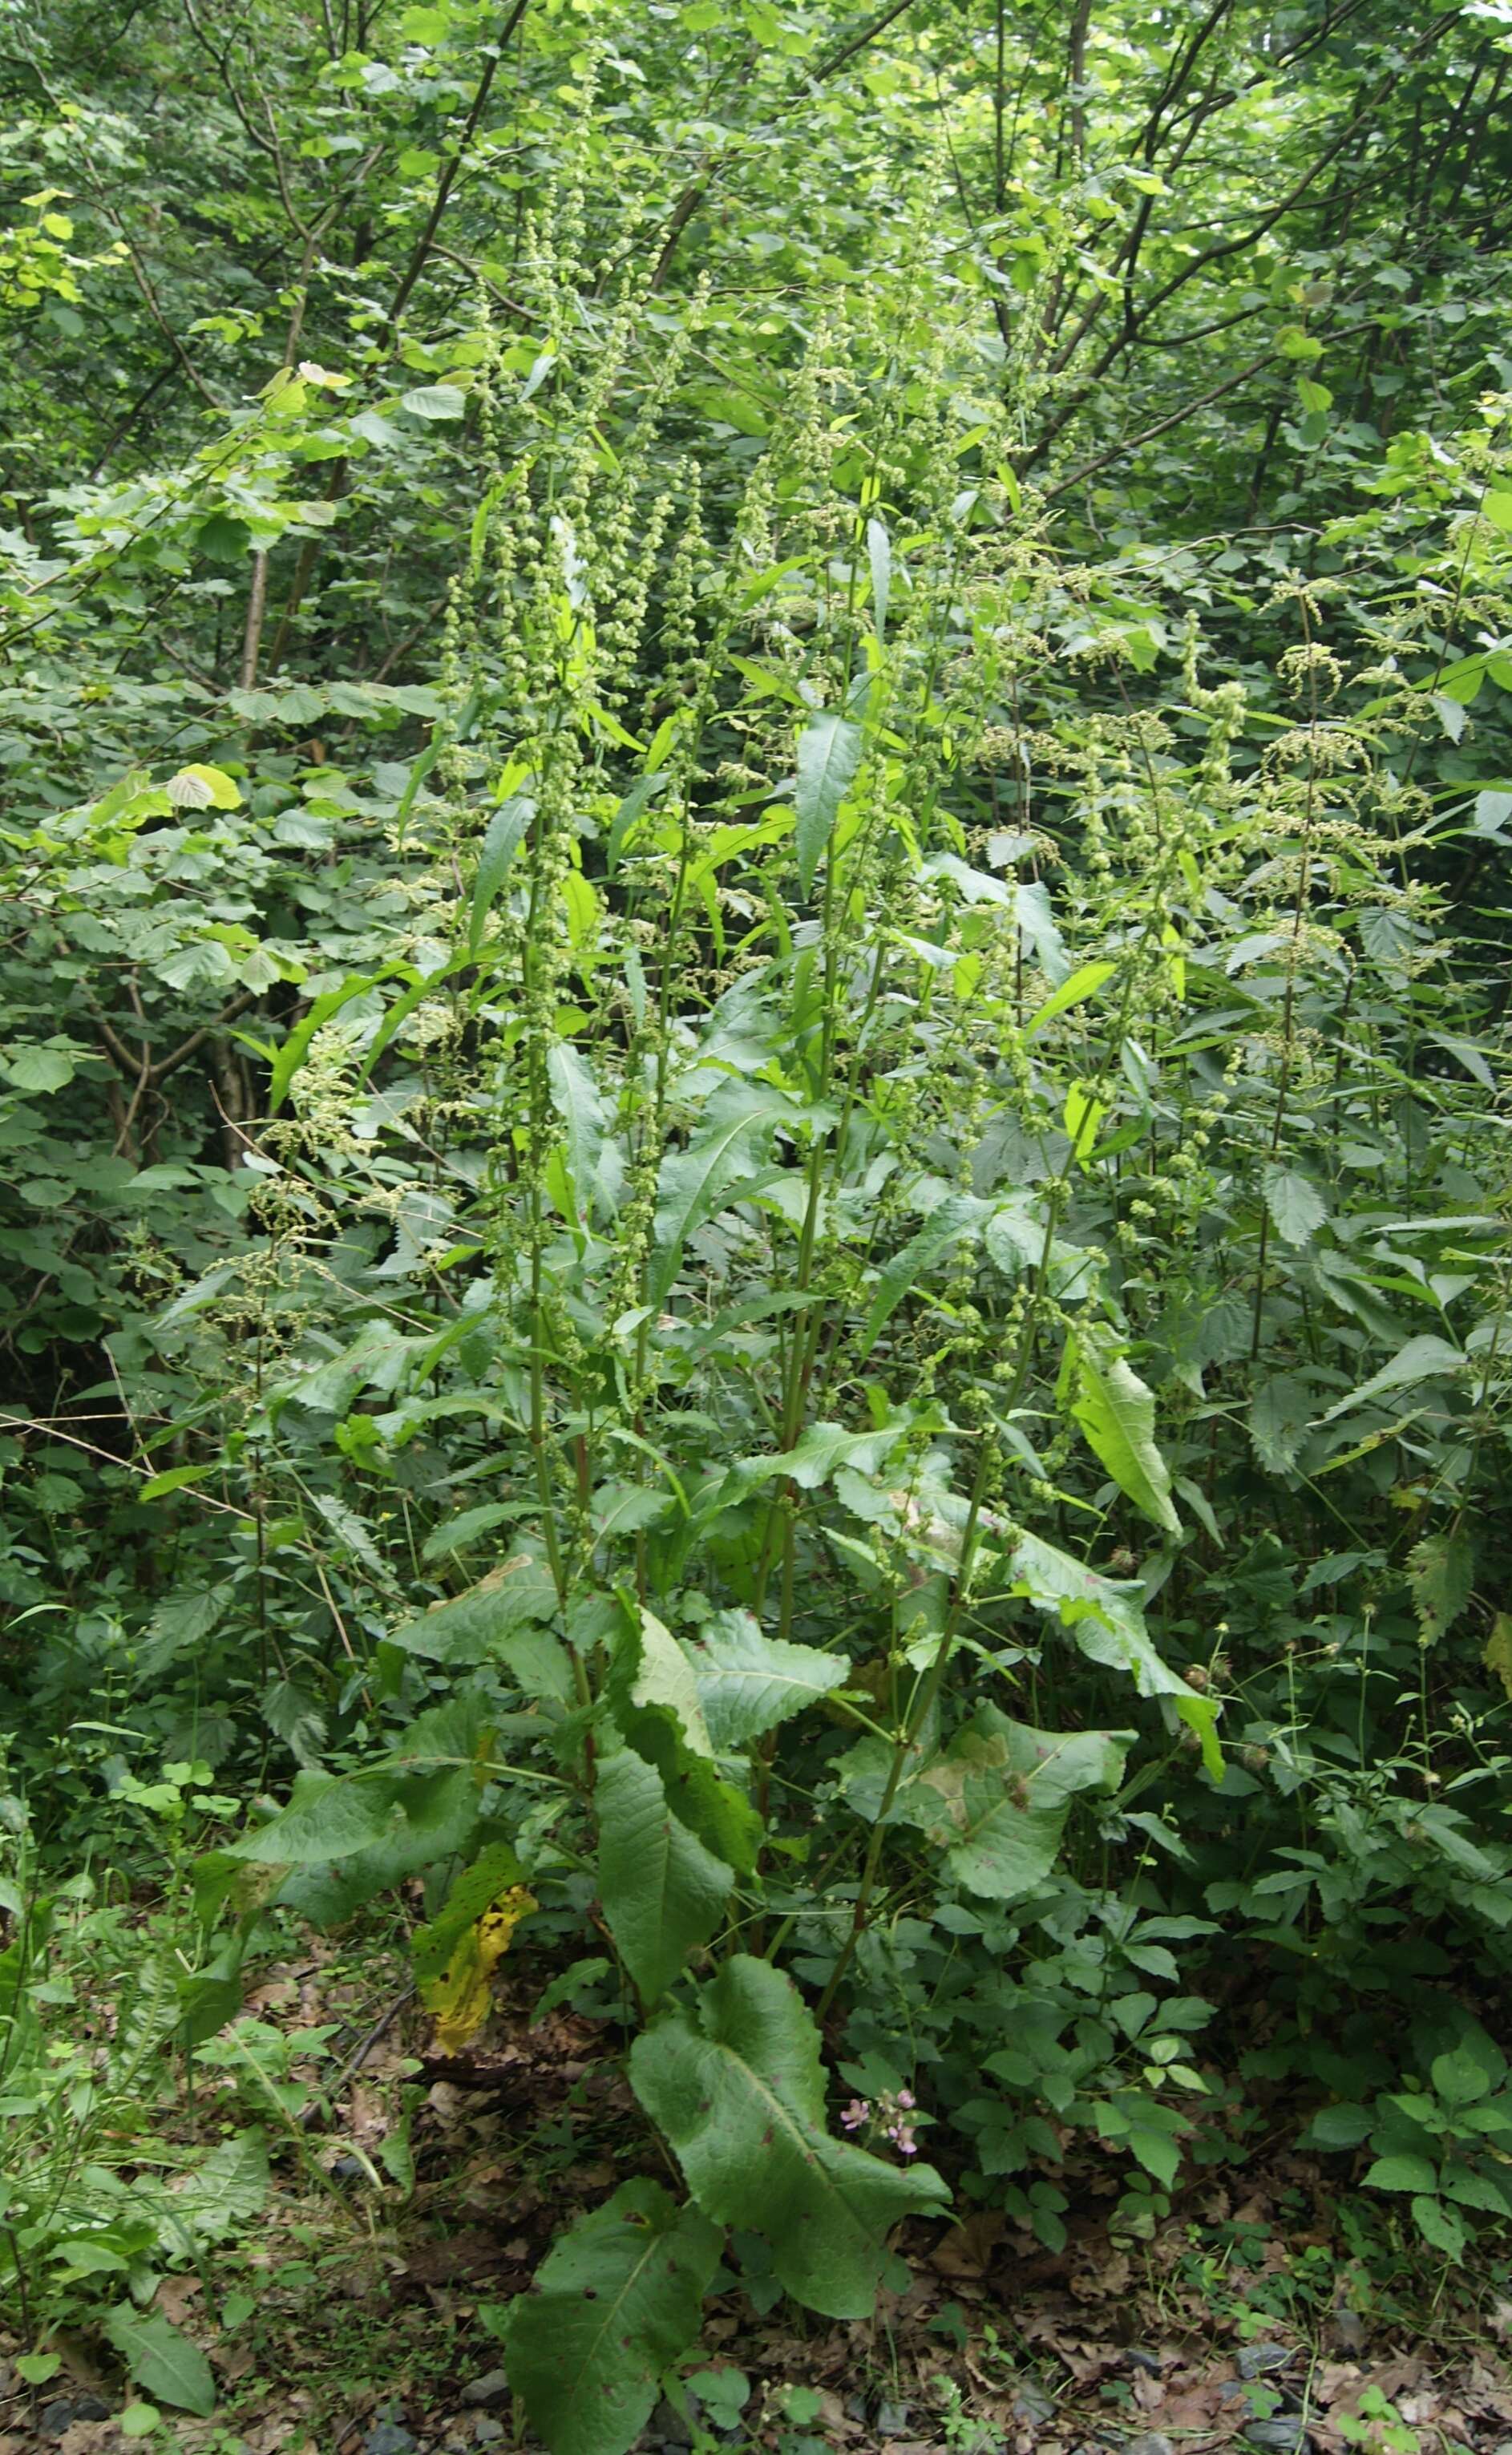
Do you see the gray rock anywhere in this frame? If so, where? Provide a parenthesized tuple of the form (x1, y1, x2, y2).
(1122, 2434, 1175, 2455)
(1014, 2382, 1057, 2427)
(73, 2396, 111, 2422)
(876, 2401, 912, 2437)
(332, 2154, 367, 2183)
(365, 2425, 418, 2455)
(1238, 2345, 1292, 2381)
(38, 2403, 77, 2441)
(1244, 2421, 1307, 2454)
(461, 2372, 511, 2410)
(649, 2399, 690, 2449)
(1126, 2351, 1163, 2377)
(474, 2421, 504, 2447)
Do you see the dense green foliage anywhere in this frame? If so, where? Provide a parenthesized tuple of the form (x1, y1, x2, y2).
(2, 0, 1512, 2433)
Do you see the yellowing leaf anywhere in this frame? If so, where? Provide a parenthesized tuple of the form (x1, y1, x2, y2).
(166, 763, 241, 811)
(422, 1885, 536, 2054)
(1063, 1081, 1106, 1165)
(1484, 1614, 1512, 1702)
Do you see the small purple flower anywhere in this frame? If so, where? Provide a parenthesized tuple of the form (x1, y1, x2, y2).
(896, 2087, 915, 2109)
(895, 2126, 917, 2156)
(841, 2097, 870, 2131)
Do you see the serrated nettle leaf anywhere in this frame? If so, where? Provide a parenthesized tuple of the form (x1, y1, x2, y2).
(597, 1746, 733, 2003)
(686, 1612, 849, 1749)
(1066, 1325, 1180, 1535)
(498, 2181, 721, 2455)
(630, 1956, 948, 2319)
(1317, 1333, 1465, 1423)
(793, 710, 862, 897)
(388, 1548, 560, 1664)
(1408, 1527, 1475, 1643)
(1262, 1164, 1328, 1246)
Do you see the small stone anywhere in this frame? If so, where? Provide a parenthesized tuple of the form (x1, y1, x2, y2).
(38, 2403, 76, 2441)
(1122, 2434, 1175, 2455)
(1244, 2422, 1307, 2454)
(365, 2425, 418, 2455)
(1014, 2382, 1057, 2427)
(1126, 2351, 1162, 2376)
(460, 2372, 511, 2410)
(1238, 2345, 1292, 2381)
(876, 2401, 912, 2437)
(845, 2396, 868, 2422)
(71, 2396, 111, 2422)
(474, 2421, 505, 2447)
(332, 2154, 367, 2183)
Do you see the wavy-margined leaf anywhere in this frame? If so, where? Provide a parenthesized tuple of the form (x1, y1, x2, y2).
(1009, 1530, 1221, 1775)
(908, 1707, 1128, 1899)
(630, 1956, 948, 2318)
(1067, 1326, 1180, 1535)
(102, 2307, 215, 2417)
(598, 1748, 733, 2003)
(688, 1612, 849, 1749)
(497, 2180, 720, 2455)
(171, 2128, 269, 2244)
(794, 710, 861, 896)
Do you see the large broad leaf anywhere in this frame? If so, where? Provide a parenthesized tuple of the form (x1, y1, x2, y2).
(688, 1612, 849, 1749)
(102, 2307, 215, 2417)
(909, 1707, 1128, 1899)
(388, 1548, 563, 1672)
(1067, 1327, 1180, 1535)
(711, 1418, 905, 1514)
(597, 1749, 733, 2003)
(227, 1769, 393, 1864)
(171, 2129, 269, 2245)
(794, 711, 861, 897)
(275, 1768, 482, 1928)
(631, 1605, 714, 1755)
(1009, 1531, 1221, 1776)
(630, 1956, 948, 2318)
(498, 2180, 720, 2455)
(650, 1085, 790, 1303)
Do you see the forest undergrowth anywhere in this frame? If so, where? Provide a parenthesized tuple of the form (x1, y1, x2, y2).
(2, 0, 1512, 2445)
